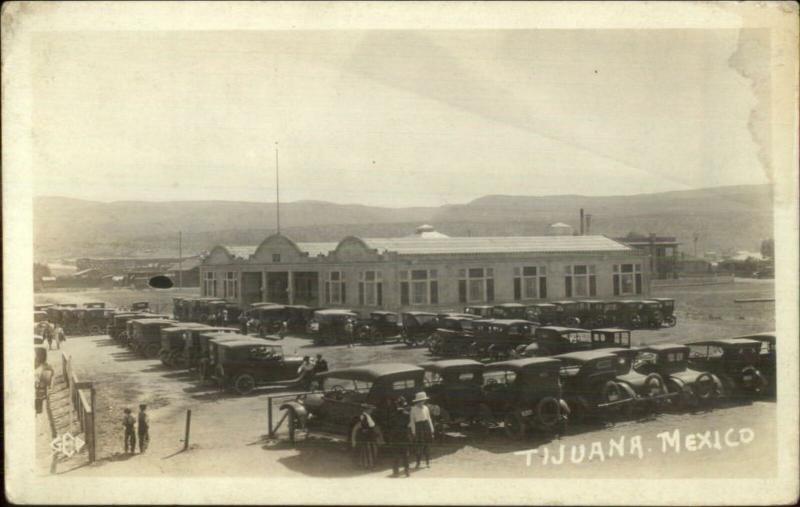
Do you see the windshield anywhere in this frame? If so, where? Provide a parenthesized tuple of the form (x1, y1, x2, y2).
(323, 376, 373, 393)
(564, 331, 591, 343)
(413, 314, 436, 325)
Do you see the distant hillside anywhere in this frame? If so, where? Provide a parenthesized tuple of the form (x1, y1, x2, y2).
(34, 184, 773, 260)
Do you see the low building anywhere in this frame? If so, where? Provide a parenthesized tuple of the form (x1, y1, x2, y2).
(168, 257, 202, 287)
(200, 226, 651, 312)
(614, 233, 680, 279)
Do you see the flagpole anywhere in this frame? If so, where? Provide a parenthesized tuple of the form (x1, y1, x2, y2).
(275, 142, 280, 235)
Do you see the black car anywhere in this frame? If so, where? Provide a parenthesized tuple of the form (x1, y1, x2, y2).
(400, 311, 439, 347)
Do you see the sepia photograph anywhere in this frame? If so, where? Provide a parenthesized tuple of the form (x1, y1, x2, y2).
(3, 1, 798, 504)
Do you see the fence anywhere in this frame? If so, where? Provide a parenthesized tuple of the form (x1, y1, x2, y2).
(266, 392, 312, 439)
(61, 352, 97, 462)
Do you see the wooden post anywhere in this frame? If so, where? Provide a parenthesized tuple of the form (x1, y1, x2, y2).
(267, 398, 274, 438)
(183, 410, 192, 451)
(89, 385, 97, 462)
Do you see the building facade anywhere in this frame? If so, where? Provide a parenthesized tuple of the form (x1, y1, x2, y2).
(200, 227, 651, 312)
(614, 234, 680, 279)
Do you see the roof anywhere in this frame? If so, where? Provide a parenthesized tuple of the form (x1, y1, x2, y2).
(592, 328, 630, 334)
(202, 331, 249, 340)
(314, 309, 358, 316)
(537, 326, 589, 333)
(224, 242, 340, 259)
(420, 359, 484, 372)
(494, 303, 525, 308)
(357, 235, 632, 255)
(162, 324, 209, 332)
(527, 303, 557, 308)
(733, 331, 775, 342)
(217, 338, 277, 348)
(131, 319, 177, 326)
(485, 357, 561, 372)
(640, 343, 689, 352)
(554, 350, 618, 362)
(687, 339, 761, 347)
(403, 311, 438, 316)
(440, 313, 480, 320)
(319, 363, 423, 381)
(490, 319, 534, 326)
(168, 257, 202, 272)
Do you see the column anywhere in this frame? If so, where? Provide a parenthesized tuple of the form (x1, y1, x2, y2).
(261, 271, 267, 302)
(287, 271, 294, 305)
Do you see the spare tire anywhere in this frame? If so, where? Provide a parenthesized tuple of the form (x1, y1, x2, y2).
(741, 367, 767, 394)
(536, 397, 562, 429)
(643, 373, 667, 398)
(693, 373, 716, 401)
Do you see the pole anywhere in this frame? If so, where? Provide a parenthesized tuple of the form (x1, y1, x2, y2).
(89, 385, 97, 462)
(183, 409, 192, 451)
(178, 231, 183, 289)
(267, 398, 274, 438)
(275, 143, 280, 235)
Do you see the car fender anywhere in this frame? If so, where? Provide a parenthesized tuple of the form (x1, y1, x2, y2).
(615, 380, 639, 401)
(279, 401, 308, 425)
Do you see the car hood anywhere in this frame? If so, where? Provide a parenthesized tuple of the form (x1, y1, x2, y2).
(616, 371, 648, 388)
(669, 368, 707, 384)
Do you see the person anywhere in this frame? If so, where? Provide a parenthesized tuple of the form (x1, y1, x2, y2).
(221, 309, 229, 325)
(122, 408, 137, 454)
(312, 354, 329, 390)
(408, 391, 435, 469)
(344, 318, 355, 348)
(279, 320, 289, 339)
(297, 356, 315, 390)
(55, 325, 66, 348)
(387, 396, 411, 477)
(354, 407, 379, 469)
(44, 322, 54, 350)
(137, 404, 150, 453)
(35, 359, 54, 415)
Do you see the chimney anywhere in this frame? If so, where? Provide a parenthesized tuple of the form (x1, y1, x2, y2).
(585, 214, 592, 235)
(579, 208, 585, 235)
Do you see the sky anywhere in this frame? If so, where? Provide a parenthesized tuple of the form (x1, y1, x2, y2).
(31, 29, 771, 207)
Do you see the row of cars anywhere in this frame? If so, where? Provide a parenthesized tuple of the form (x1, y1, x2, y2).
(34, 302, 124, 336)
(280, 331, 776, 447)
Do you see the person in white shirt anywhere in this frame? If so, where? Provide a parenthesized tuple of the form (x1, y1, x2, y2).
(297, 356, 315, 389)
(408, 391, 435, 468)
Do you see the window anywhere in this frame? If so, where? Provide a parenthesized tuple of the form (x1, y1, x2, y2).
(272, 254, 281, 263)
(564, 265, 596, 298)
(458, 268, 494, 303)
(400, 269, 438, 306)
(203, 272, 217, 297)
(513, 266, 548, 300)
(392, 379, 418, 391)
(223, 272, 239, 300)
(358, 271, 383, 306)
(613, 263, 642, 296)
(325, 271, 345, 304)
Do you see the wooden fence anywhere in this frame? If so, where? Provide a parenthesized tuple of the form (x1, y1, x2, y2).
(61, 352, 97, 462)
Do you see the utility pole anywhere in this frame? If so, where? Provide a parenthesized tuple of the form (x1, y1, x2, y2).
(178, 231, 183, 289)
(693, 232, 699, 258)
(275, 142, 281, 235)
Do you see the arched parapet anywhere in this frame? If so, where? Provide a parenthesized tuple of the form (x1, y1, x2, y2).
(252, 234, 309, 264)
(203, 245, 238, 265)
(330, 236, 382, 262)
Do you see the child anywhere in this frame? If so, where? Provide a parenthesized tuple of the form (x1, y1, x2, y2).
(123, 408, 137, 454)
(408, 391, 435, 469)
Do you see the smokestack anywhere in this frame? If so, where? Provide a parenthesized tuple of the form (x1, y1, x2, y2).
(580, 208, 585, 235)
(585, 214, 592, 235)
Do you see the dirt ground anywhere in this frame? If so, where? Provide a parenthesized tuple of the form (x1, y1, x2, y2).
(36, 279, 776, 479)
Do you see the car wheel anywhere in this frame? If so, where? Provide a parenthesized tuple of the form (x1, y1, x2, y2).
(536, 397, 562, 430)
(144, 343, 161, 359)
(693, 373, 716, 404)
(741, 367, 767, 395)
(567, 396, 590, 424)
(503, 410, 527, 439)
(664, 316, 677, 327)
(234, 374, 256, 395)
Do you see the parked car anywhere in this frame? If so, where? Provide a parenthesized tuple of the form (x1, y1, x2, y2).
(130, 318, 178, 358)
(617, 300, 646, 329)
(428, 315, 477, 357)
(589, 328, 632, 349)
(649, 297, 677, 327)
(687, 339, 768, 397)
(198, 332, 254, 381)
(284, 305, 315, 332)
(634, 343, 722, 408)
(182, 326, 239, 370)
(481, 358, 569, 438)
(491, 303, 527, 320)
(355, 311, 401, 344)
(400, 311, 439, 347)
(421, 359, 489, 431)
(107, 311, 142, 341)
(638, 300, 664, 328)
(597, 301, 623, 327)
(279, 363, 426, 446)
(527, 326, 592, 356)
(733, 332, 775, 395)
(551, 300, 582, 327)
(34, 310, 48, 323)
(602, 347, 674, 416)
(188, 297, 227, 322)
(554, 350, 633, 423)
(206, 301, 243, 327)
(83, 302, 106, 309)
(213, 339, 303, 395)
(246, 305, 288, 336)
(159, 324, 209, 367)
(130, 301, 150, 311)
(472, 319, 536, 360)
(78, 307, 115, 335)
(35, 304, 55, 312)
(575, 300, 608, 329)
(308, 309, 360, 346)
(464, 305, 494, 318)
(524, 303, 559, 326)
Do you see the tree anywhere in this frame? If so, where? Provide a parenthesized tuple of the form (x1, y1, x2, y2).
(760, 238, 774, 259)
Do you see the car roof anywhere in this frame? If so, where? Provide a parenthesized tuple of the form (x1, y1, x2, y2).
(490, 319, 535, 326)
(466, 305, 493, 309)
(650, 297, 674, 302)
(370, 311, 398, 316)
(617, 299, 641, 304)
(403, 311, 437, 316)
(582, 299, 605, 303)
(640, 343, 689, 352)
(687, 338, 762, 347)
(315, 309, 357, 316)
(131, 318, 176, 325)
(202, 331, 249, 339)
(527, 303, 556, 307)
(551, 300, 577, 304)
(199, 326, 239, 332)
(732, 332, 775, 343)
(494, 303, 525, 308)
(537, 326, 589, 333)
(441, 313, 480, 320)
(319, 363, 423, 381)
(218, 338, 278, 349)
(554, 350, 618, 362)
(485, 357, 562, 372)
(603, 347, 641, 355)
(592, 328, 630, 333)
(420, 359, 484, 372)
(161, 325, 205, 333)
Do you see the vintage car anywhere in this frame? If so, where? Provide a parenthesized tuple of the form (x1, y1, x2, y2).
(617, 300, 646, 329)
(120, 313, 172, 345)
(524, 303, 559, 326)
(650, 297, 677, 327)
(34, 310, 48, 323)
(206, 301, 244, 327)
(158, 323, 210, 367)
(481, 358, 569, 438)
(354, 311, 402, 344)
(182, 326, 239, 370)
(527, 326, 593, 356)
(77, 307, 115, 335)
(212, 339, 303, 395)
(285, 305, 315, 331)
(130, 318, 178, 358)
(551, 300, 582, 327)
(187, 297, 227, 322)
(734, 332, 775, 394)
(197, 332, 254, 380)
(464, 305, 494, 318)
(602, 347, 674, 416)
(246, 305, 289, 335)
(554, 350, 633, 423)
(421, 359, 489, 430)
(634, 343, 722, 408)
(400, 311, 439, 347)
(589, 328, 632, 349)
(491, 303, 527, 320)
(472, 319, 536, 360)
(308, 309, 360, 345)
(428, 315, 477, 356)
(130, 301, 150, 311)
(172, 297, 189, 321)
(638, 300, 664, 328)
(107, 311, 141, 341)
(280, 363, 425, 446)
(596, 301, 623, 327)
(575, 300, 608, 329)
(687, 339, 767, 396)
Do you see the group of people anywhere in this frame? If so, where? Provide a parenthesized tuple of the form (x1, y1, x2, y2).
(37, 320, 66, 350)
(296, 354, 329, 389)
(121, 404, 151, 455)
(356, 391, 436, 477)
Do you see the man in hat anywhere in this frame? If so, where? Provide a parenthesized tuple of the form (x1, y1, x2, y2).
(387, 396, 411, 477)
(122, 408, 136, 454)
(137, 404, 150, 453)
(408, 391, 435, 469)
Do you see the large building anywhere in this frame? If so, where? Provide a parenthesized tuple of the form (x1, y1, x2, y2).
(200, 226, 651, 311)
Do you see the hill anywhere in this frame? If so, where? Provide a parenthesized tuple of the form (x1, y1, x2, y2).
(34, 184, 773, 260)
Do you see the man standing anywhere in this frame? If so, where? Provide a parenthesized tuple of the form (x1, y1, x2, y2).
(137, 404, 150, 453)
(122, 408, 137, 454)
(344, 318, 355, 348)
(44, 322, 54, 350)
(55, 325, 66, 348)
(297, 356, 315, 390)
